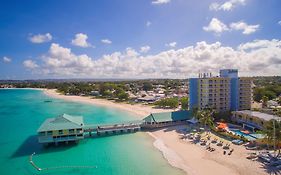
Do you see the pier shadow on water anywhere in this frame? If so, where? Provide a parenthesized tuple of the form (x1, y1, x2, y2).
(11, 135, 76, 158)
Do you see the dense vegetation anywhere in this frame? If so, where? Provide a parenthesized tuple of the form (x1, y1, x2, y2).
(253, 76, 281, 102)
(180, 97, 188, 110)
(0, 79, 188, 103)
(154, 97, 179, 109)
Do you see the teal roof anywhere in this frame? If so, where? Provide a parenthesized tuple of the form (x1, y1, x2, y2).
(143, 110, 192, 123)
(37, 114, 84, 132)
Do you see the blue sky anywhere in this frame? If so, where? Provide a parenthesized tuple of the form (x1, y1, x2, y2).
(0, 0, 281, 79)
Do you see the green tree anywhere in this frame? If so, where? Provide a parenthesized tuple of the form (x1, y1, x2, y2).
(263, 120, 281, 157)
(262, 95, 269, 108)
(180, 97, 188, 110)
(195, 108, 215, 130)
(154, 98, 179, 109)
(117, 91, 129, 101)
(143, 82, 153, 91)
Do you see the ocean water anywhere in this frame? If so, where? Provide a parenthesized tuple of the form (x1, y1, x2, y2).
(0, 89, 184, 175)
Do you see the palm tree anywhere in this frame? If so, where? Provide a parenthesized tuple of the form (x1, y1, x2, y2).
(195, 108, 215, 130)
(263, 119, 281, 157)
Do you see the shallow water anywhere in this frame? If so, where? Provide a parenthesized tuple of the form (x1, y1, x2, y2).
(0, 89, 184, 175)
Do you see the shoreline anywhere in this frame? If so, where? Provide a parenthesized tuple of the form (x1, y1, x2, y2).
(26, 88, 268, 175)
(43, 89, 175, 119)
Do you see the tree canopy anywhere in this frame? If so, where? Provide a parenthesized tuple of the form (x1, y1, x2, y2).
(154, 98, 179, 109)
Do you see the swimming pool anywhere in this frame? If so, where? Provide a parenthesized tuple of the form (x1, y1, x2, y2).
(229, 129, 257, 141)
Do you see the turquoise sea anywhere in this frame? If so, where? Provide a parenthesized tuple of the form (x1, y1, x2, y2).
(0, 89, 184, 175)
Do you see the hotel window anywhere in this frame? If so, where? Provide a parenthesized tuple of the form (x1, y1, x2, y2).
(59, 130, 63, 135)
(69, 129, 75, 134)
(39, 132, 45, 136)
(47, 131, 52, 135)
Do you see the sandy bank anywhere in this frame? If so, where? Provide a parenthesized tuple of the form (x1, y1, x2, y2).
(43, 89, 174, 119)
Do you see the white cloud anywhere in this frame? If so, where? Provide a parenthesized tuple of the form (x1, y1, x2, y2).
(140, 46, 151, 53)
(209, 0, 246, 11)
(3, 56, 11, 63)
(238, 39, 281, 50)
(278, 20, 281, 25)
(146, 21, 152, 27)
(24, 40, 281, 78)
(230, 21, 259, 34)
(203, 18, 229, 34)
(166, 42, 177, 48)
(152, 0, 170, 5)
(29, 33, 52, 43)
(101, 39, 112, 44)
(71, 33, 92, 48)
(23, 60, 39, 69)
(204, 18, 259, 35)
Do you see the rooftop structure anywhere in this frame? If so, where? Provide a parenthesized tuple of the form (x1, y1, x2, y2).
(37, 114, 84, 145)
(232, 110, 280, 130)
(233, 110, 280, 122)
(142, 110, 192, 129)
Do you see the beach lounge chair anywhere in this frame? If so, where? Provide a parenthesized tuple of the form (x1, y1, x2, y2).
(232, 139, 243, 145)
(228, 149, 234, 155)
(217, 141, 223, 146)
(211, 138, 217, 144)
(247, 153, 258, 160)
(223, 145, 230, 150)
(246, 146, 258, 150)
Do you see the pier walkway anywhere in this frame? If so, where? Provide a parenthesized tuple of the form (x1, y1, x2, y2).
(83, 120, 143, 136)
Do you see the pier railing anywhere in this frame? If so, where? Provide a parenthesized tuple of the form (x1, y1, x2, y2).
(83, 120, 143, 134)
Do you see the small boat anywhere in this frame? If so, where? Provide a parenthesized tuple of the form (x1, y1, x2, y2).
(44, 100, 52, 103)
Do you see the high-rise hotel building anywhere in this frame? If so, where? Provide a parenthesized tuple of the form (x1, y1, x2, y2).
(189, 69, 252, 112)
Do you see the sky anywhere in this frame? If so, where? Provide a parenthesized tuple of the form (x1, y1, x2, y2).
(0, 0, 281, 79)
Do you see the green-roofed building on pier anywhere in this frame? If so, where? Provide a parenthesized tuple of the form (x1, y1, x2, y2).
(141, 110, 192, 129)
(37, 114, 84, 145)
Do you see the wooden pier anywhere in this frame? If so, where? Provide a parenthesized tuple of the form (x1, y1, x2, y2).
(83, 120, 142, 136)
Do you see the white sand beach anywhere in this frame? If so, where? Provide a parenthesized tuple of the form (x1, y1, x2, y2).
(43, 89, 268, 175)
(43, 89, 174, 119)
(149, 126, 267, 175)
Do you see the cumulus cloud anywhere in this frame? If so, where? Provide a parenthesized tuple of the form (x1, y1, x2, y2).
(152, 0, 170, 5)
(71, 33, 92, 48)
(23, 60, 39, 69)
(29, 33, 52, 43)
(140, 46, 151, 53)
(166, 42, 177, 48)
(209, 0, 246, 11)
(146, 21, 152, 27)
(101, 39, 112, 44)
(278, 20, 281, 26)
(24, 40, 281, 78)
(230, 21, 259, 34)
(3, 56, 11, 63)
(204, 18, 259, 35)
(203, 18, 229, 34)
(238, 39, 281, 50)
